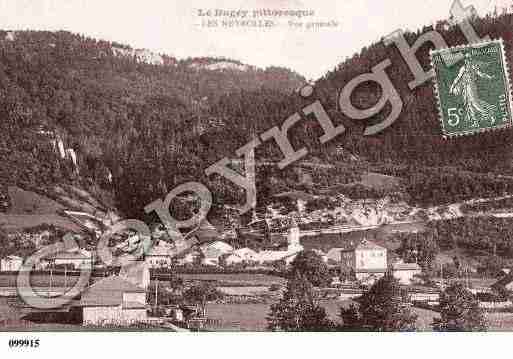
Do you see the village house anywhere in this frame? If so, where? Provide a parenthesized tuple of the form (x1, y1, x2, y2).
(47, 249, 93, 269)
(175, 247, 202, 265)
(224, 247, 258, 265)
(145, 240, 173, 268)
(80, 275, 147, 326)
(338, 238, 423, 285)
(340, 239, 388, 284)
(392, 261, 422, 285)
(0, 255, 23, 271)
(200, 241, 234, 266)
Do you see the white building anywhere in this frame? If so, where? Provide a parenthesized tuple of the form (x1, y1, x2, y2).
(392, 261, 422, 285)
(224, 248, 258, 265)
(175, 247, 202, 265)
(80, 276, 147, 326)
(338, 238, 423, 285)
(340, 239, 388, 285)
(145, 241, 173, 268)
(200, 241, 234, 266)
(49, 249, 93, 269)
(0, 255, 23, 271)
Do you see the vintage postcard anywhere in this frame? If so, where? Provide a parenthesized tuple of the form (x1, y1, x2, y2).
(2, 1, 513, 355)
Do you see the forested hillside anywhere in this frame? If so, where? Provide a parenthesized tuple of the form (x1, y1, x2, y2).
(3, 11, 513, 221)
(315, 12, 513, 170)
(0, 30, 305, 218)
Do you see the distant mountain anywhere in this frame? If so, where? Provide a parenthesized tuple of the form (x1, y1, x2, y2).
(3, 11, 513, 223)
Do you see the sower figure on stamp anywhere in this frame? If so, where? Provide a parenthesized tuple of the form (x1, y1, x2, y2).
(450, 53, 496, 127)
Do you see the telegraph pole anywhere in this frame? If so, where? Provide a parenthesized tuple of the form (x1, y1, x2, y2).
(440, 262, 444, 291)
(49, 265, 53, 297)
(154, 279, 159, 314)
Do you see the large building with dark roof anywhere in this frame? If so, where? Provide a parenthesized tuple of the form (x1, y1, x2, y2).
(80, 275, 147, 325)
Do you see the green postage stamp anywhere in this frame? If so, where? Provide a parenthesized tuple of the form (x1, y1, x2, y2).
(431, 39, 513, 137)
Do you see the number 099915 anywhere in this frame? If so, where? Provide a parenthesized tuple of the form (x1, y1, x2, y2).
(8, 338, 40, 349)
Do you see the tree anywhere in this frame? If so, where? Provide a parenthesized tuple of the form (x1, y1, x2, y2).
(433, 283, 487, 331)
(0, 230, 10, 258)
(340, 274, 417, 331)
(397, 232, 439, 271)
(193, 250, 205, 267)
(289, 250, 331, 287)
(339, 303, 362, 331)
(183, 282, 224, 316)
(267, 274, 334, 331)
(479, 255, 506, 278)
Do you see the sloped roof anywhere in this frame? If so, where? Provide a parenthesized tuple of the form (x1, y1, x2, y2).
(355, 268, 388, 273)
(49, 250, 90, 260)
(87, 275, 145, 293)
(326, 248, 344, 261)
(201, 241, 233, 258)
(393, 262, 422, 271)
(118, 261, 150, 289)
(2, 255, 22, 261)
(204, 241, 233, 252)
(122, 301, 146, 309)
(257, 249, 301, 262)
(80, 275, 145, 307)
(356, 240, 386, 251)
(146, 241, 173, 256)
(492, 274, 513, 289)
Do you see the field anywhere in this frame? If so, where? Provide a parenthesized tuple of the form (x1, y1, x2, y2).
(0, 213, 82, 232)
(0, 274, 76, 288)
(177, 273, 286, 287)
(0, 274, 96, 288)
(205, 300, 440, 331)
(6, 186, 63, 215)
(358, 172, 401, 192)
(0, 272, 285, 291)
(2, 291, 512, 331)
(205, 303, 271, 331)
(0, 186, 82, 232)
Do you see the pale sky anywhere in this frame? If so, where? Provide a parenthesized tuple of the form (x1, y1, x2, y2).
(0, 0, 510, 79)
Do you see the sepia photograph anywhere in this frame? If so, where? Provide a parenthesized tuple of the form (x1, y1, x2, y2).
(1, 0, 513, 356)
